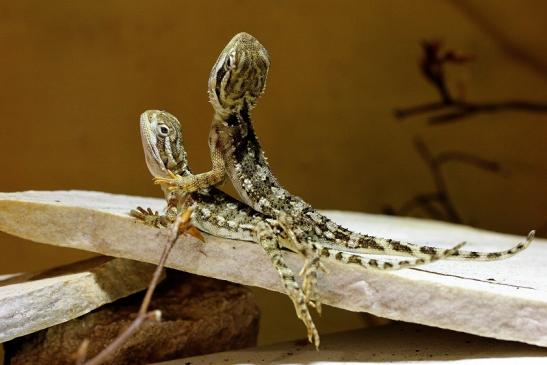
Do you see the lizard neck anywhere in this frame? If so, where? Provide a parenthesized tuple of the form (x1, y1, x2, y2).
(212, 105, 308, 218)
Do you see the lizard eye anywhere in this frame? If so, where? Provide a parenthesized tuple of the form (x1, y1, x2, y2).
(158, 125, 169, 137)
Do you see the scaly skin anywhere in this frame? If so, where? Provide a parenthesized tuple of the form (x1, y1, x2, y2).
(155, 32, 533, 311)
(156, 31, 534, 264)
(132, 110, 466, 348)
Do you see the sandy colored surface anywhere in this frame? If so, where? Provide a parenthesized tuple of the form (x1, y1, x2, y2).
(0, 256, 159, 342)
(0, 190, 545, 347)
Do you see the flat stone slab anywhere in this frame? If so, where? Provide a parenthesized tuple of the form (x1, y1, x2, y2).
(4, 271, 259, 365)
(0, 256, 159, 342)
(0, 190, 545, 347)
(161, 322, 547, 365)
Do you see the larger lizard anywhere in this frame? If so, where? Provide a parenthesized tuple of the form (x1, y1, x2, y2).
(155, 32, 534, 305)
(132, 110, 464, 348)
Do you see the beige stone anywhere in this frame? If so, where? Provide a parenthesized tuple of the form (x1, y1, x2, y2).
(0, 190, 546, 347)
(0, 256, 160, 342)
(163, 322, 547, 365)
(4, 272, 259, 365)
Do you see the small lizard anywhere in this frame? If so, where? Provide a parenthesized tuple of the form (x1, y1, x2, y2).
(154, 32, 534, 305)
(131, 110, 464, 348)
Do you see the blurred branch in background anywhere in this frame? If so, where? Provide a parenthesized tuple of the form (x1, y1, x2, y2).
(394, 41, 547, 124)
(419, 40, 475, 105)
(383, 137, 507, 224)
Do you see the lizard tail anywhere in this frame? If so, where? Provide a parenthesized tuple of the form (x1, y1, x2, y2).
(316, 241, 466, 270)
(324, 217, 534, 261)
(347, 230, 535, 261)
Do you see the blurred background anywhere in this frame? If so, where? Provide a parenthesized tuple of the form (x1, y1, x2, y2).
(0, 0, 546, 349)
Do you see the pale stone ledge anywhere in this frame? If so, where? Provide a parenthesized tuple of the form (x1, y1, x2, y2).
(162, 322, 547, 365)
(0, 256, 160, 342)
(0, 190, 545, 347)
(4, 272, 258, 364)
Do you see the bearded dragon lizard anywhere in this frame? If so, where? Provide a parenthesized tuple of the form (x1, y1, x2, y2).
(154, 32, 534, 306)
(131, 110, 468, 348)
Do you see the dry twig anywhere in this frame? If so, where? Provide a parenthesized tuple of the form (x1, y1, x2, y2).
(395, 100, 547, 124)
(74, 206, 202, 365)
(394, 40, 547, 123)
(384, 137, 506, 223)
(419, 40, 474, 104)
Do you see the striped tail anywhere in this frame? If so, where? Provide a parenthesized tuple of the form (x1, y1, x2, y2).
(316, 241, 466, 270)
(323, 216, 534, 261)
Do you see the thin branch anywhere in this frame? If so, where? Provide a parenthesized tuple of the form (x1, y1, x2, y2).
(74, 340, 89, 365)
(435, 151, 505, 174)
(428, 100, 547, 124)
(397, 192, 447, 220)
(388, 137, 507, 224)
(413, 137, 448, 198)
(419, 40, 474, 104)
(396, 100, 547, 124)
(394, 41, 547, 123)
(75, 207, 197, 365)
(394, 101, 448, 119)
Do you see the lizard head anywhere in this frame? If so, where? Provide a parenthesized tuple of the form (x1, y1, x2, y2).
(139, 110, 190, 178)
(208, 32, 270, 116)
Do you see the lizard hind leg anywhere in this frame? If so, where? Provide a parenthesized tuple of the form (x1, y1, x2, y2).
(254, 221, 320, 349)
(276, 212, 326, 315)
(299, 248, 327, 316)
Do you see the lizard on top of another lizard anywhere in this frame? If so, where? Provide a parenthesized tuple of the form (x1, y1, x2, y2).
(154, 32, 534, 305)
(132, 110, 464, 348)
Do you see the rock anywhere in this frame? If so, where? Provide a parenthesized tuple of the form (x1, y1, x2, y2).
(0, 256, 160, 342)
(170, 322, 547, 365)
(0, 190, 546, 347)
(4, 271, 259, 365)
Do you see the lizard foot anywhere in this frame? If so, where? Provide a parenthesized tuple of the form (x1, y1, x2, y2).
(153, 170, 195, 192)
(299, 252, 327, 315)
(130, 207, 170, 227)
(287, 285, 320, 349)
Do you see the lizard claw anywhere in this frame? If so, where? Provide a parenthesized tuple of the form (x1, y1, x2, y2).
(130, 206, 168, 227)
(153, 170, 195, 193)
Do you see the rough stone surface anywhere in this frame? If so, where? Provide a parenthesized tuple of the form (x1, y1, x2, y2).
(0, 190, 546, 347)
(0, 256, 159, 342)
(164, 322, 547, 365)
(4, 271, 259, 365)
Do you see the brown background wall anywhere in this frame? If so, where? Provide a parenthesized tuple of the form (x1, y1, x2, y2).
(0, 0, 546, 346)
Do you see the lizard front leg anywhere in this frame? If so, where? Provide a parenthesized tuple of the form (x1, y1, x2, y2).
(154, 135, 227, 193)
(130, 193, 179, 227)
(130, 207, 173, 227)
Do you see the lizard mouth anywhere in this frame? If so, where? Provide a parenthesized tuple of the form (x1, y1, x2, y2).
(140, 111, 168, 177)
